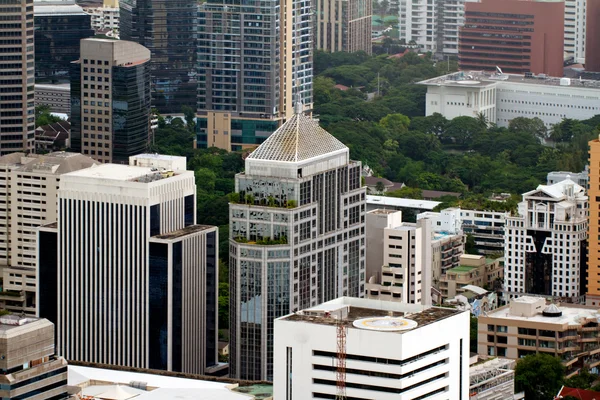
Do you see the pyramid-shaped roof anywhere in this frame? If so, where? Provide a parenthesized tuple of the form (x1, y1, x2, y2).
(247, 113, 347, 163)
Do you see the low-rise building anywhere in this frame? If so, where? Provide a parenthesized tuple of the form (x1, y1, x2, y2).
(0, 315, 68, 400)
(35, 121, 70, 152)
(439, 254, 503, 299)
(547, 167, 589, 187)
(273, 297, 470, 400)
(469, 358, 524, 400)
(478, 296, 600, 375)
(419, 71, 600, 128)
(460, 209, 509, 255)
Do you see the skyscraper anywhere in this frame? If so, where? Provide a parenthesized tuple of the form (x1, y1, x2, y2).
(38, 154, 218, 373)
(196, 0, 313, 151)
(34, 0, 95, 84)
(315, 0, 372, 54)
(120, 0, 198, 114)
(587, 138, 600, 305)
(0, 0, 35, 154)
(228, 109, 366, 380)
(459, 0, 565, 76)
(70, 38, 151, 163)
(586, 0, 600, 71)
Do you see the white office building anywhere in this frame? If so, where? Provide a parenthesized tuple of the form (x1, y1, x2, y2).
(547, 166, 589, 187)
(398, 0, 437, 52)
(228, 110, 366, 381)
(564, 0, 586, 63)
(504, 179, 587, 301)
(0, 152, 98, 314)
(37, 154, 218, 374)
(273, 297, 470, 400)
(419, 71, 600, 128)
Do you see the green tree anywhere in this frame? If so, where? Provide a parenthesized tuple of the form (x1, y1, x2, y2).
(182, 105, 196, 133)
(218, 282, 229, 329)
(470, 315, 478, 353)
(465, 234, 478, 255)
(509, 117, 548, 142)
(35, 105, 62, 128)
(387, 187, 423, 199)
(514, 353, 565, 400)
(564, 368, 597, 389)
(375, 181, 386, 193)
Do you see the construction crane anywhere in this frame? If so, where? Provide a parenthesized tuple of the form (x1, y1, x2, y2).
(336, 318, 347, 400)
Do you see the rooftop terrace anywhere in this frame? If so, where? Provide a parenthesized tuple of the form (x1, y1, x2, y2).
(151, 225, 215, 240)
(447, 265, 478, 275)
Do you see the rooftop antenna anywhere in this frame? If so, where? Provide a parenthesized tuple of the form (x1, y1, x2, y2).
(496, 66, 503, 75)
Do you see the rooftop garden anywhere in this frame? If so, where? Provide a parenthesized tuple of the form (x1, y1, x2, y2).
(228, 193, 297, 209)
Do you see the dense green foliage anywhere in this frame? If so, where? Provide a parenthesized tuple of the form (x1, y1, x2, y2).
(152, 50, 600, 330)
(515, 354, 565, 400)
(35, 105, 63, 128)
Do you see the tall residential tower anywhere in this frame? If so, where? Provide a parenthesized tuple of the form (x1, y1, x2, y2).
(228, 110, 366, 380)
(0, 0, 35, 154)
(196, 0, 313, 151)
(315, 0, 372, 54)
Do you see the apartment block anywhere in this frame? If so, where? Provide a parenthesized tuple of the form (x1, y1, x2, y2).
(478, 296, 600, 375)
(504, 179, 587, 301)
(460, 209, 509, 255)
(0, 0, 35, 154)
(38, 154, 218, 374)
(0, 316, 68, 400)
(196, 0, 313, 151)
(588, 138, 600, 305)
(85, 0, 120, 33)
(459, 0, 564, 76)
(315, 0, 372, 54)
(564, 0, 587, 63)
(273, 297, 470, 399)
(34, 0, 94, 84)
(70, 38, 151, 163)
(228, 111, 366, 381)
(0, 152, 98, 315)
(439, 254, 503, 299)
(420, 71, 600, 128)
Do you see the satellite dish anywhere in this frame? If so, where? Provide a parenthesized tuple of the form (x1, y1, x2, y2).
(496, 66, 503, 75)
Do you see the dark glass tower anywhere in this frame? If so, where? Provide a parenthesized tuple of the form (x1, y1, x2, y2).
(34, 0, 94, 83)
(120, 0, 198, 115)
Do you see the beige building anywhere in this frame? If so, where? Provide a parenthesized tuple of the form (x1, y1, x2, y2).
(0, 152, 98, 314)
(0, 315, 68, 399)
(478, 296, 600, 376)
(35, 84, 71, 114)
(315, 0, 373, 54)
(0, 0, 35, 154)
(439, 254, 503, 299)
(72, 38, 151, 163)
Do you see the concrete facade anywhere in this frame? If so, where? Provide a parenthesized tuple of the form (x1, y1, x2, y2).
(587, 139, 600, 305)
(35, 84, 71, 114)
(504, 179, 587, 301)
(273, 297, 470, 400)
(0, 152, 98, 315)
(420, 71, 600, 128)
(37, 154, 218, 374)
(316, 0, 372, 54)
(0, 0, 35, 154)
(0, 316, 68, 400)
(439, 254, 503, 299)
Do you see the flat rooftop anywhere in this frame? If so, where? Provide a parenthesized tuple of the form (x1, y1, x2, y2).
(64, 164, 185, 183)
(447, 265, 478, 274)
(151, 225, 215, 240)
(0, 316, 52, 338)
(367, 195, 441, 211)
(485, 302, 600, 325)
(368, 209, 399, 215)
(281, 297, 460, 332)
(419, 70, 600, 90)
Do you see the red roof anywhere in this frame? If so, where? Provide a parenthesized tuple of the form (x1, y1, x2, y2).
(334, 84, 350, 91)
(556, 386, 600, 400)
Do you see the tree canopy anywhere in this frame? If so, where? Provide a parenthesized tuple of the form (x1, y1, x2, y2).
(514, 353, 565, 400)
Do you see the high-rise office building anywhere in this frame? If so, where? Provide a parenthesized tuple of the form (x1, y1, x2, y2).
(586, 0, 600, 71)
(588, 138, 600, 305)
(504, 179, 587, 302)
(0, 315, 68, 400)
(459, 0, 565, 76)
(315, 0, 372, 54)
(34, 0, 94, 84)
(0, 0, 35, 154)
(85, 0, 120, 33)
(38, 154, 218, 374)
(119, 0, 198, 114)
(228, 110, 366, 381)
(196, 0, 313, 151)
(0, 152, 98, 315)
(70, 38, 151, 163)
